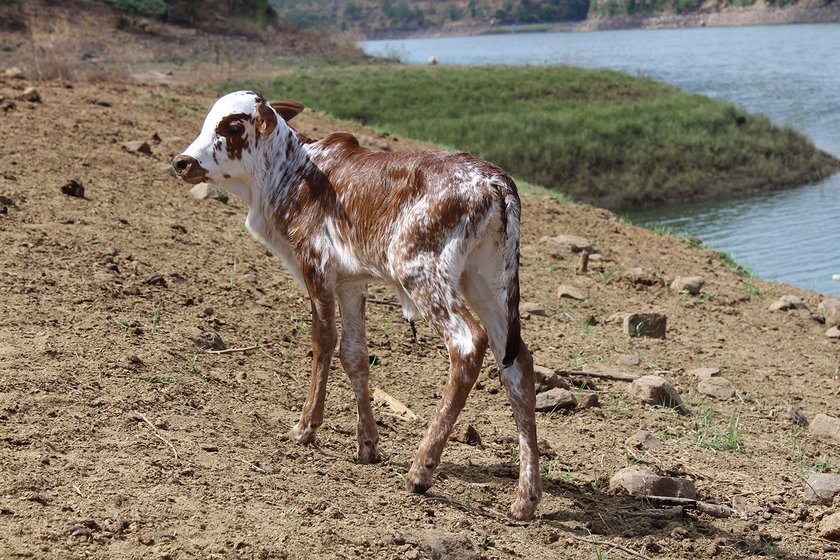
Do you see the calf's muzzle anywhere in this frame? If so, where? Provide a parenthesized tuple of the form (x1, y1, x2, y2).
(172, 154, 208, 184)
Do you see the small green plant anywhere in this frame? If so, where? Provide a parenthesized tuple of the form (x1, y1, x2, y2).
(590, 477, 608, 494)
(151, 299, 164, 331)
(153, 370, 183, 384)
(717, 251, 752, 277)
(478, 532, 498, 551)
(598, 266, 620, 285)
(744, 280, 762, 298)
(596, 551, 609, 560)
(116, 318, 142, 338)
(690, 409, 743, 451)
(761, 537, 779, 556)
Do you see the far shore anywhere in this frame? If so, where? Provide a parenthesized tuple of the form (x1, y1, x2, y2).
(362, 3, 840, 41)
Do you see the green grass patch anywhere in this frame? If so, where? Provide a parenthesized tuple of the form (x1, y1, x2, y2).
(233, 63, 838, 210)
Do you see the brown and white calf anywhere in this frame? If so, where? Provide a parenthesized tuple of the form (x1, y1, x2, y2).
(173, 91, 541, 520)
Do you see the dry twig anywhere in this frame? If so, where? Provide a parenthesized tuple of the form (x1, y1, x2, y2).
(133, 410, 179, 460)
(206, 344, 260, 355)
(569, 534, 652, 560)
(558, 369, 641, 382)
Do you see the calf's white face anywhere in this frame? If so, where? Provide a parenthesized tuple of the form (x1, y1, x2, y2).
(172, 90, 304, 186)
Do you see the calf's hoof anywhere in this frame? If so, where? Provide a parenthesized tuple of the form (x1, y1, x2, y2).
(288, 422, 317, 445)
(357, 439, 381, 464)
(405, 466, 433, 494)
(509, 493, 540, 522)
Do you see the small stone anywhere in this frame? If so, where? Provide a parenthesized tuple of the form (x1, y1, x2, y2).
(785, 406, 809, 427)
(811, 414, 840, 443)
(121, 141, 153, 155)
(819, 299, 840, 328)
(577, 392, 599, 409)
(628, 375, 687, 414)
(20, 86, 41, 103)
(820, 511, 840, 541)
(189, 182, 229, 203)
(621, 267, 660, 286)
(451, 423, 481, 446)
(145, 274, 167, 287)
(189, 328, 225, 351)
(4, 67, 24, 78)
(697, 376, 736, 400)
(533, 365, 570, 392)
(827, 326, 840, 339)
(768, 295, 807, 312)
(238, 273, 257, 283)
(615, 354, 641, 367)
(625, 429, 663, 449)
(670, 275, 705, 295)
(687, 367, 720, 379)
(623, 313, 667, 338)
(557, 284, 585, 301)
(803, 473, 840, 504)
(609, 465, 696, 499)
(539, 234, 592, 255)
(521, 302, 546, 317)
(535, 388, 577, 412)
(60, 178, 85, 198)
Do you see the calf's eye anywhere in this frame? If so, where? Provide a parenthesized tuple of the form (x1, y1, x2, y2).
(226, 124, 243, 136)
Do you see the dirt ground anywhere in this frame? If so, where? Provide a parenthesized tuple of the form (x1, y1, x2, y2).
(0, 73, 839, 560)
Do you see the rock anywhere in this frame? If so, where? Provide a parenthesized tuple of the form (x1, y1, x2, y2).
(820, 511, 840, 541)
(20, 86, 41, 103)
(3, 67, 24, 79)
(827, 326, 840, 339)
(810, 414, 840, 443)
(121, 141, 153, 155)
(539, 234, 593, 255)
(768, 295, 807, 312)
(534, 388, 577, 412)
(621, 267, 661, 286)
(625, 429, 663, 449)
(145, 274, 167, 287)
(451, 423, 481, 446)
(556, 284, 585, 300)
(785, 406, 809, 427)
(427, 55, 438, 65)
(521, 302, 546, 317)
(577, 392, 599, 409)
(189, 328, 226, 351)
(819, 299, 840, 328)
(687, 367, 720, 379)
(615, 354, 641, 367)
(533, 365, 570, 392)
(670, 275, 705, 295)
(190, 182, 229, 203)
(238, 273, 257, 284)
(606, 312, 630, 325)
(628, 375, 687, 414)
(609, 465, 696, 499)
(60, 178, 85, 198)
(803, 473, 840, 504)
(697, 376, 736, 400)
(575, 252, 589, 275)
(623, 313, 667, 338)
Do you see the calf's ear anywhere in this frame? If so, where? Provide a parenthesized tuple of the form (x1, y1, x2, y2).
(270, 100, 305, 122)
(256, 101, 278, 135)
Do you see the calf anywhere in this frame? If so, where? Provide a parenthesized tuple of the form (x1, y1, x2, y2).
(173, 91, 541, 520)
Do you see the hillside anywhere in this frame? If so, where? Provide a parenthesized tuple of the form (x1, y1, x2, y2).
(1, 75, 839, 560)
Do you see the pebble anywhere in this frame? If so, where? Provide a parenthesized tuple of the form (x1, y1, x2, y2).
(628, 375, 688, 414)
(768, 295, 807, 312)
(60, 178, 85, 198)
(827, 326, 840, 339)
(621, 267, 661, 286)
(533, 364, 570, 392)
(20, 86, 41, 103)
(820, 511, 840, 541)
(3, 66, 24, 79)
(687, 367, 720, 380)
(577, 392, 599, 409)
(609, 465, 697, 499)
(785, 406, 809, 427)
(625, 429, 663, 449)
(556, 284, 585, 300)
(121, 140, 153, 155)
(539, 234, 593, 255)
(803, 473, 840, 504)
(451, 423, 481, 446)
(623, 313, 667, 338)
(670, 275, 705, 295)
(189, 182, 229, 203)
(810, 414, 840, 443)
(189, 328, 226, 351)
(697, 376, 736, 400)
(534, 388, 577, 412)
(521, 301, 546, 317)
(615, 354, 641, 367)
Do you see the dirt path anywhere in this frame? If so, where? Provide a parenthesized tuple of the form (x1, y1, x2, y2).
(1, 78, 838, 559)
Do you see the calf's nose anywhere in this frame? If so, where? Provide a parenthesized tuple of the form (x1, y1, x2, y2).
(172, 154, 197, 175)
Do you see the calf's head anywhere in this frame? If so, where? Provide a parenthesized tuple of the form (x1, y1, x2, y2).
(173, 90, 304, 185)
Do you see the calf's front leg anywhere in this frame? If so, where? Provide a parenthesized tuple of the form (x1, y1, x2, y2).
(289, 285, 337, 445)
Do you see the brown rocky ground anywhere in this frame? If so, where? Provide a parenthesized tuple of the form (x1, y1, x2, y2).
(1, 75, 839, 560)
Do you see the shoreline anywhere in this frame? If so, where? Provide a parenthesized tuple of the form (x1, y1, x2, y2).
(362, 2, 840, 40)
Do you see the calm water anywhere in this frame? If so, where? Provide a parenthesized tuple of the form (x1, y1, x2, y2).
(362, 25, 840, 296)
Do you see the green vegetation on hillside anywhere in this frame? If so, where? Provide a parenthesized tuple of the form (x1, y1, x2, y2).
(236, 64, 838, 209)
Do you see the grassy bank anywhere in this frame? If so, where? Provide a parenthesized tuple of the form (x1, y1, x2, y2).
(236, 64, 839, 210)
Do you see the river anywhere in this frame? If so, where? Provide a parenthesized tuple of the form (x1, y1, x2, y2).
(361, 24, 840, 296)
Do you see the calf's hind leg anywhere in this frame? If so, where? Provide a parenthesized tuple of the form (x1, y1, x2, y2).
(337, 284, 381, 464)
